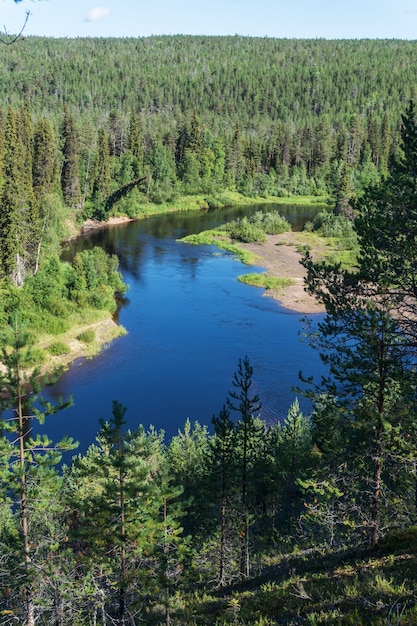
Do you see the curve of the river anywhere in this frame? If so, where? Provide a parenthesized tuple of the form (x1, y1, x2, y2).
(41, 203, 326, 452)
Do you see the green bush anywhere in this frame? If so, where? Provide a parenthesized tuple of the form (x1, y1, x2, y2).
(251, 210, 291, 235)
(48, 341, 70, 356)
(205, 194, 230, 209)
(379, 526, 417, 554)
(77, 329, 95, 343)
(225, 211, 291, 242)
(307, 210, 356, 239)
(225, 217, 267, 243)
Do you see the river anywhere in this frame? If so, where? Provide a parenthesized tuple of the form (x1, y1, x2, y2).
(41, 203, 326, 453)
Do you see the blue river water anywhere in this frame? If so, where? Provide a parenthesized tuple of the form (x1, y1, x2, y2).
(41, 203, 326, 453)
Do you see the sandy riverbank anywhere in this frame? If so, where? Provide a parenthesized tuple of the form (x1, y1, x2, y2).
(81, 215, 135, 234)
(237, 231, 326, 314)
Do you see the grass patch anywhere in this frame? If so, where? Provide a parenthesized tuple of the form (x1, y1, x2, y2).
(238, 273, 295, 291)
(180, 231, 259, 265)
(290, 231, 359, 271)
(77, 329, 95, 343)
(22, 347, 47, 367)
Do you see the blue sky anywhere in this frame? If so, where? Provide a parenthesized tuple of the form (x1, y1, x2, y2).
(2, 0, 417, 39)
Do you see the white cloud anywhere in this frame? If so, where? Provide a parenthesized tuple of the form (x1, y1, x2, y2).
(85, 7, 111, 23)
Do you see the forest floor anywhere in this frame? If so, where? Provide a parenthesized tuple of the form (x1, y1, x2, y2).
(237, 231, 326, 313)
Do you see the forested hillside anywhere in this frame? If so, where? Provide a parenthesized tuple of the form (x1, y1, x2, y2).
(0, 36, 416, 212)
(3, 36, 417, 625)
(0, 36, 416, 287)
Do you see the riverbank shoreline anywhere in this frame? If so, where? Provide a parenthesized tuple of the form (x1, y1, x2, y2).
(236, 231, 326, 314)
(39, 316, 126, 376)
(81, 215, 136, 234)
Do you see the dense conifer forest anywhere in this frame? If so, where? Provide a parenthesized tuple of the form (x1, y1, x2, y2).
(2, 36, 417, 624)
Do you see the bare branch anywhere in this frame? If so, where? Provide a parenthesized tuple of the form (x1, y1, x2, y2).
(0, 10, 30, 45)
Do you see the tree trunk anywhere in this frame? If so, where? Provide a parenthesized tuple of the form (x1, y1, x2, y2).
(371, 413, 383, 545)
(118, 428, 126, 626)
(240, 421, 249, 579)
(17, 374, 35, 626)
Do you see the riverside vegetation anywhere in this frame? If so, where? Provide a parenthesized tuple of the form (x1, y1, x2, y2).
(1, 35, 417, 624)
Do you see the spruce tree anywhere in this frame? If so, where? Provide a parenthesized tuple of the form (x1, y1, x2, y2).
(91, 127, 112, 216)
(127, 107, 143, 177)
(32, 117, 59, 202)
(0, 106, 35, 285)
(60, 105, 81, 210)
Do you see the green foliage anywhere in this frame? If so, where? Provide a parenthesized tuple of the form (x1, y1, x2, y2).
(66, 401, 187, 623)
(70, 246, 128, 311)
(77, 329, 95, 343)
(301, 102, 417, 546)
(251, 210, 292, 235)
(305, 210, 356, 238)
(47, 341, 70, 356)
(4, 245, 127, 343)
(20, 346, 46, 366)
(378, 526, 417, 555)
(224, 211, 291, 243)
(225, 216, 267, 243)
(25, 256, 72, 314)
(204, 193, 233, 209)
(0, 313, 76, 625)
(3, 38, 417, 626)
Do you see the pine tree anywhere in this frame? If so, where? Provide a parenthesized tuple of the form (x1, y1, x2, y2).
(68, 402, 168, 624)
(167, 419, 210, 537)
(210, 405, 236, 586)
(300, 273, 415, 543)
(0, 312, 75, 625)
(355, 100, 417, 347)
(227, 356, 263, 578)
(280, 398, 313, 522)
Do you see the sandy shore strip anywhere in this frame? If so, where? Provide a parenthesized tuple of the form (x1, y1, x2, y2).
(237, 231, 326, 314)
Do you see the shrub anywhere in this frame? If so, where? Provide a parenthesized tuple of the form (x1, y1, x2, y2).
(252, 210, 291, 235)
(77, 329, 95, 343)
(225, 211, 291, 242)
(379, 526, 417, 554)
(307, 210, 356, 239)
(48, 341, 70, 356)
(205, 194, 230, 209)
(225, 217, 267, 243)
